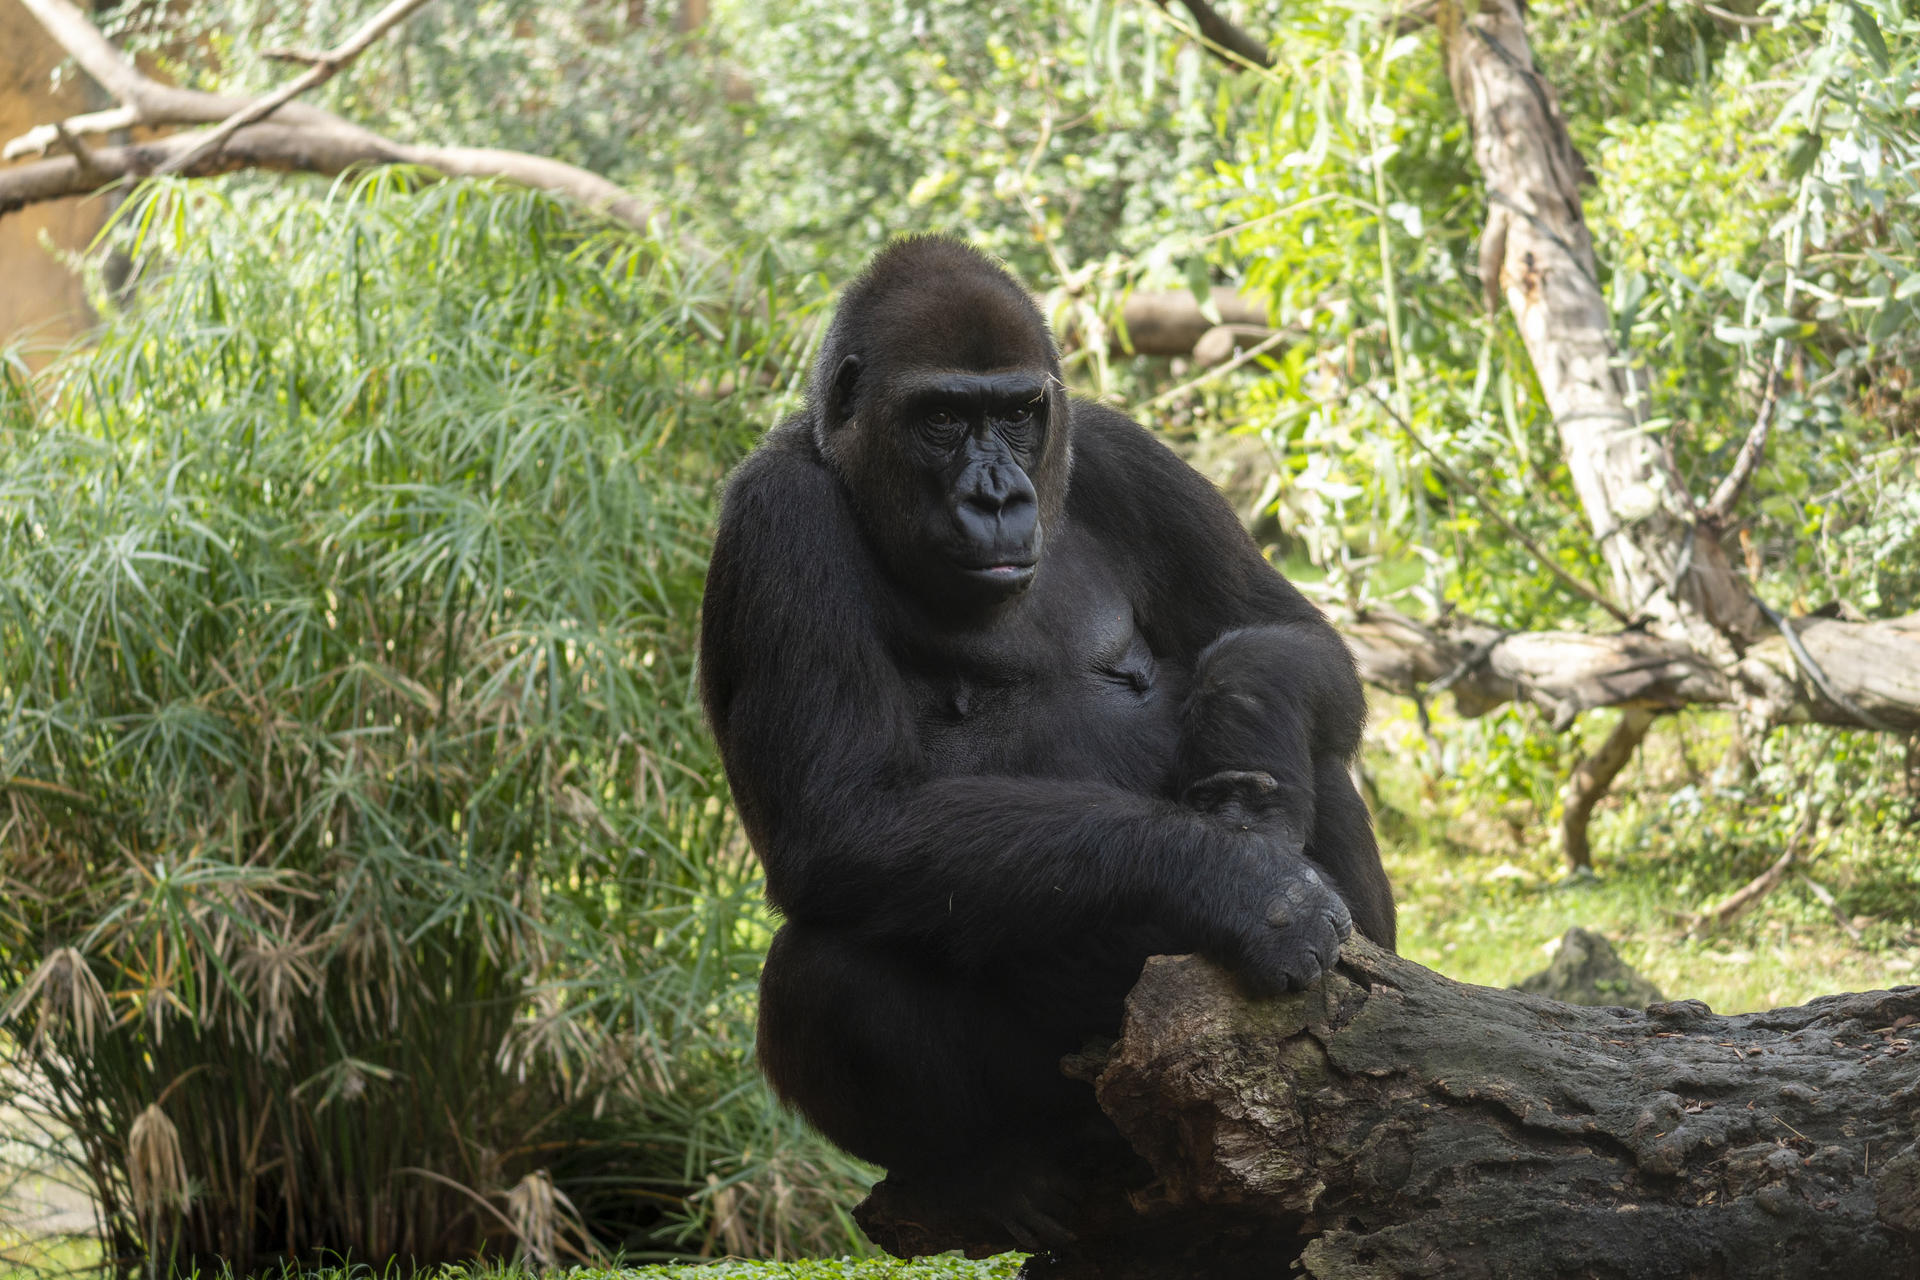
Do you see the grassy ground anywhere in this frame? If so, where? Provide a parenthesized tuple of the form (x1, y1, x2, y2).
(1372, 702, 1920, 1013)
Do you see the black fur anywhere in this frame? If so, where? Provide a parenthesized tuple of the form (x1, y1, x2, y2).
(700, 238, 1394, 1238)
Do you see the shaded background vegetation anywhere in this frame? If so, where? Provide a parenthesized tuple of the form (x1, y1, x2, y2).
(1, 0, 1917, 1271)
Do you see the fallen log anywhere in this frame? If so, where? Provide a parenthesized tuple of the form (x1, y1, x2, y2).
(1339, 606, 1920, 733)
(857, 939, 1920, 1278)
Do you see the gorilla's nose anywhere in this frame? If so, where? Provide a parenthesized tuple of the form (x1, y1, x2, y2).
(957, 465, 1038, 555)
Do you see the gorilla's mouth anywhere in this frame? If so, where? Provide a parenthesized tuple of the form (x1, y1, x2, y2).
(961, 562, 1037, 590)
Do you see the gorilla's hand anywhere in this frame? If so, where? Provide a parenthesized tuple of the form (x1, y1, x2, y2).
(1219, 851, 1353, 996)
(1186, 768, 1309, 850)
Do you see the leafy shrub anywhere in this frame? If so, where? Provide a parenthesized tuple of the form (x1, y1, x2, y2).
(0, 173, 863, 1272)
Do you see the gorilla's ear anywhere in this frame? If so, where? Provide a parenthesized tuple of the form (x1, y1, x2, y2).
(824, 355, 862, 428)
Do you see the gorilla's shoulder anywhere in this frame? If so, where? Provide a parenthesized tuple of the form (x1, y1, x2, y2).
(720, 415, 845, 524)
(1065, 399, 1228, 524)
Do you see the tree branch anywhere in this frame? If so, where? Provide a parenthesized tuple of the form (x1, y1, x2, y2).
(1340, 605, 1920, 733)
(0, 125, 665, 233)
(1, 0, 669, 237)
(160, 0, 439, 175)
(1558, 706, 1654, 871)
(1154, 0, 1274, 71)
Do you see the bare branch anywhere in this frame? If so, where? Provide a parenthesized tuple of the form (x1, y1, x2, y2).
(1155, 0, 1275, 71)
(1558, 706, 1654, 871)
(1, 0, 674, 240)
(0, 124, 666, 236)
(261, 49, 334, 67)
(51, 121, 105, 183)
(159, 0, 441, 176)
(1702, 359, 1784, 524)
(1343, 603, 1920, 733)
(5, 107, 138, 162)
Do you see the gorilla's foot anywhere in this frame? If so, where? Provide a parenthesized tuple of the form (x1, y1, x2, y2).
(855, 1152, 1085, 1257)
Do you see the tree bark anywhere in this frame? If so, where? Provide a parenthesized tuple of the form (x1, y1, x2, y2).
(859, 942, 1920, 1278)
(1444, 0, 1762, 659)
(1339, 607, 1920, 733)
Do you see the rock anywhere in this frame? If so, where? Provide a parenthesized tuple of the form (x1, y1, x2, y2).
(1514, 926, 1663, 1007)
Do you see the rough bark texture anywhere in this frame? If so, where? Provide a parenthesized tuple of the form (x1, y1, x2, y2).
(860, 942, 1920, 1278)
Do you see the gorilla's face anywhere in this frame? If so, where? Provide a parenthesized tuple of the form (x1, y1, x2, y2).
(898, 367, 1050, 599)
(810, 240, 1069, 614)
(825, 355, 1053, 609)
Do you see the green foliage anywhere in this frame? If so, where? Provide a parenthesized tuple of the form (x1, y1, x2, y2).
(1377, 705, 1920, 1013)
(0, 175, 865, 1271)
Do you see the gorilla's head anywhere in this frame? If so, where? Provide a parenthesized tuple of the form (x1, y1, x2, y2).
(809, 237, 1071, 612)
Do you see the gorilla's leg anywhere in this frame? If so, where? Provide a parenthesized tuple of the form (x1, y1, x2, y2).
(1177, 628, 1396, 949)
(759, 924, 1137, 1245)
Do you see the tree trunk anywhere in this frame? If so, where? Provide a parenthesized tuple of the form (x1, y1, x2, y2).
(1558, 706, 1654, 871)
(1443, 0, 1761, 658)
(858, 941, 1920, 1278)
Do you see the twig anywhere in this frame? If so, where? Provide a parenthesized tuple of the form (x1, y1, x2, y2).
(1702, 362, 1785, 523)
(1140, 327, 1290, 408)
(261, 48, 334, 66)
(1361, 386, 1636, 626)
(1705, 175, 1813, 524)
(159, 0, 440, 175)
(52, 121, 104, 183)
(1684, 805, 1817, 939)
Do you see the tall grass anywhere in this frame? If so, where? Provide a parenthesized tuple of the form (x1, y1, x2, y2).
(0, 173, 866, 1272)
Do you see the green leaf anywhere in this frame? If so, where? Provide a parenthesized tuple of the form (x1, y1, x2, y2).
(1185, 254, 1223, 324)
(1868, 300, 1909, 343)
(1846, 0, 1892, 75)
(1784, 130, 1824, 179)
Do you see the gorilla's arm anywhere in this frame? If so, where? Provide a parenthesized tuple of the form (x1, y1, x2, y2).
(701, 426, 1345, 985)
(1067, 405, 1393, 944)
(1069, 404, 1363, 764)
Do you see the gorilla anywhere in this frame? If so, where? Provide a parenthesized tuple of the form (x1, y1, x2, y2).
(699, 237, 1393, 1246)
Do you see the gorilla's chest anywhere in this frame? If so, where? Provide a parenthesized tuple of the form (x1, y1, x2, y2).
(902, 573, 1183, 787)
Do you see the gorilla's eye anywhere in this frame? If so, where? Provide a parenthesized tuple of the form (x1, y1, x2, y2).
(995, 405, 1039, 446)
(923, 409, 966, 443)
